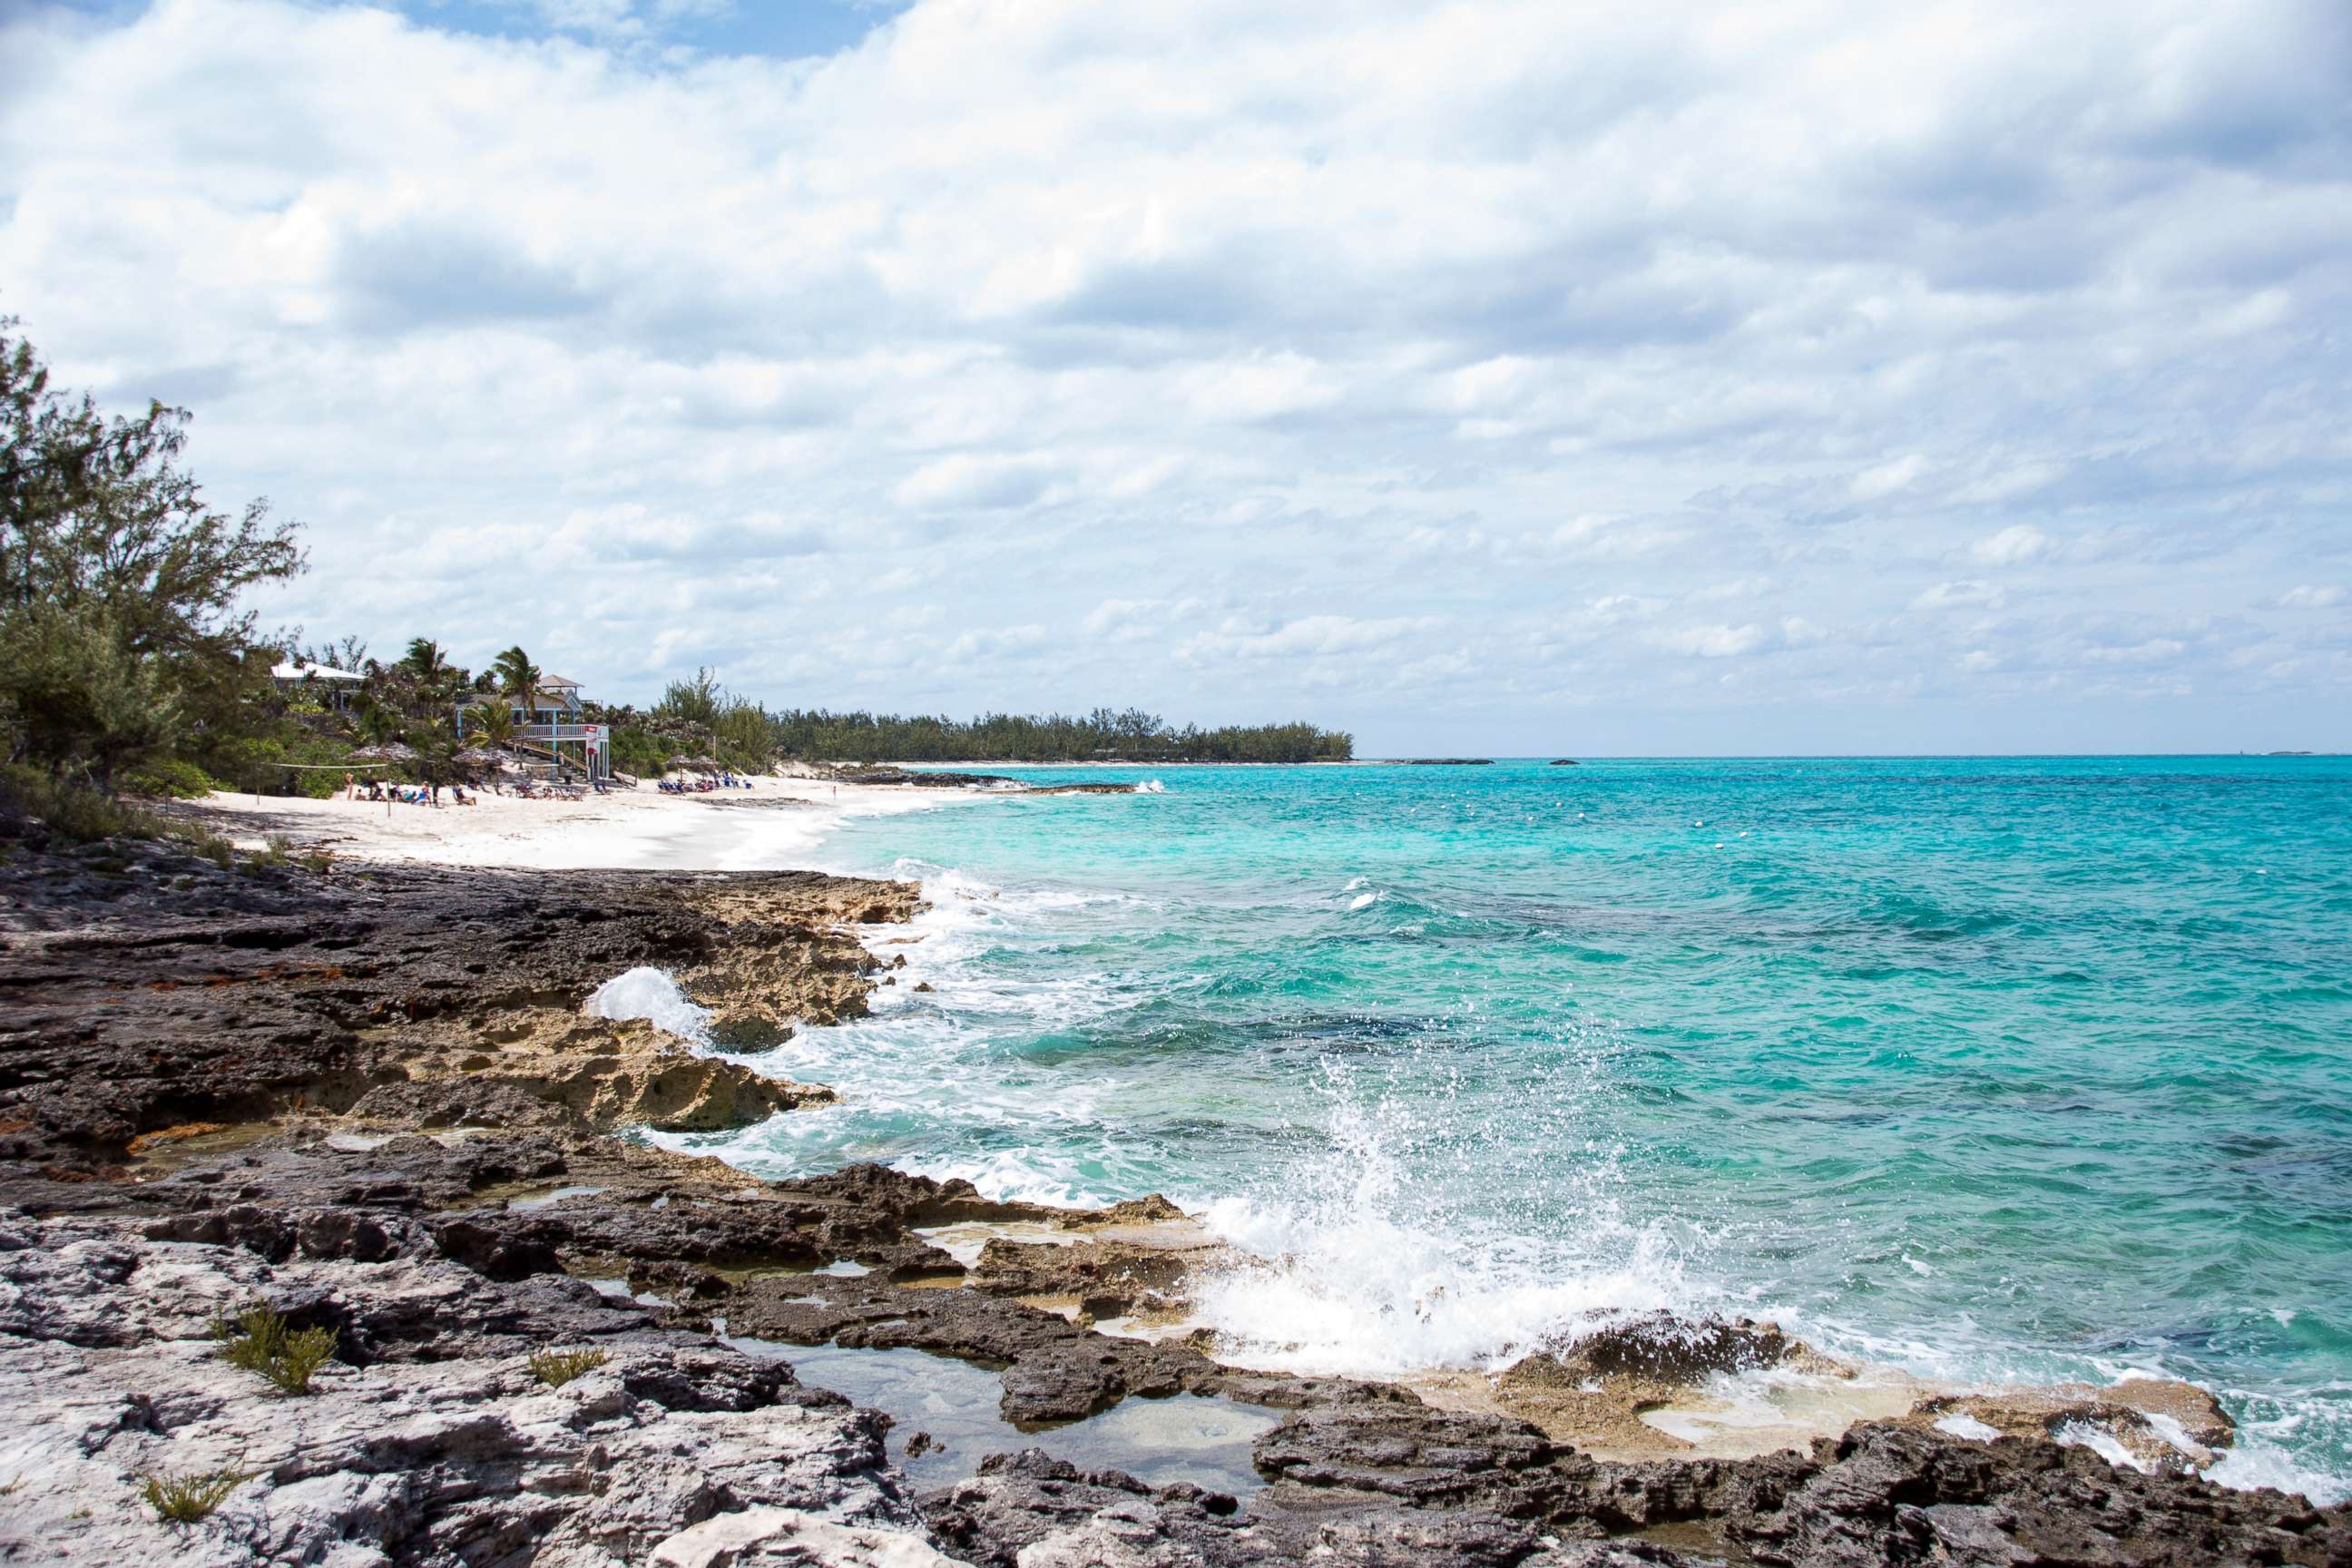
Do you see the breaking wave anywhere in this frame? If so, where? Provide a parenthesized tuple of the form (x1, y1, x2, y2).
(585, 965, 713, 1047)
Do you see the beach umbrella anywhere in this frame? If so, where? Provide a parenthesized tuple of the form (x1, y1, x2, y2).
(456, 746, 506, 769)
(348, 741, 419, 762)
(664, 755, 697, 771)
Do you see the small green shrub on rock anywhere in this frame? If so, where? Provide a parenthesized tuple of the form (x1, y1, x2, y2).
(138, 1466, 252, 1524)
(215, 1304, 337, 1396)
(0, 766, 162, 843)
(253, 832, 332, 875)
(528, 1348, 609, 1387)
(172, 827, 236, 868)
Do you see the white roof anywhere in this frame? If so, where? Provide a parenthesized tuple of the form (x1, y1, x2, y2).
(272, 662, 365, 681)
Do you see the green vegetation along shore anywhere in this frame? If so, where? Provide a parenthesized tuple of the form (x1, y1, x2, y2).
(0, 319, 1348, 843)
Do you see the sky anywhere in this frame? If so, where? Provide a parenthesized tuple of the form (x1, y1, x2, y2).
(1, 0, 2347, 755)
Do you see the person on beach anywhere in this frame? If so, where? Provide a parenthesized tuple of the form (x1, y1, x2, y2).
(343, 771, 357, 800)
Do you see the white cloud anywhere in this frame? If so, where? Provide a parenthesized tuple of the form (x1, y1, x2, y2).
(1083, 597, 1179, 639)
(945, 623, 1050, 662)
(1589, 594, 1664, 620)
(0, 0, 2345, 750)
(892, 455, 1057, 510)
(1657, 623, 1771, 659)
(1178, 614, 1429, 662)
(1851, 454, 1931, 501)
(1971, 524, 2059, 566)
(1913, 581, 2006, 611)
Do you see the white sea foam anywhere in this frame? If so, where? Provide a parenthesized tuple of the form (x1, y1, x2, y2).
(585, 965, 712, 1047)
(2198, 1390, 2352, 1504)
(2054, 1419, 2151, 1473)
(1133, 779, 1167, 794)
(1934, 1413, 2004, 1441)
(897, 1148, 1120, 1210)
(1348, 891, 1380, 910)
(1190, 1095, 1700, 1377)
(1192, 1219, 1693, 1377)
(2208, 1438, 2351, 1505)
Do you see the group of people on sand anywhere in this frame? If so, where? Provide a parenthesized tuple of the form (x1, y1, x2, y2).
(658, 772, 754, 794)
(340, 771, 611, 805)
(343, 774, 475, 807)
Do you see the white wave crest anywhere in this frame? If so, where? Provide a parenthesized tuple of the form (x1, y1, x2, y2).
(584, 965, 712, 1048)
(1190, 1097, 1698, 1377)
(896, 1148, 1119, 1210)
(1132, 779, 1167, 794)
(2207, 1439, 2351, 1506)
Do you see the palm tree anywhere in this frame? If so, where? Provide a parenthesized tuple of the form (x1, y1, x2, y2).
(471, 701, 515, 748)
(491, 646, 541, 718)
(401, 638, 447, 682)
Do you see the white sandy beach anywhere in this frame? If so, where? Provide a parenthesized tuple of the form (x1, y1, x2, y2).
(184, 773, 987, 873)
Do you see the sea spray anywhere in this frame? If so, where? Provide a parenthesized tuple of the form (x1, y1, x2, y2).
(585, 966, 714, 1047)
(1191, 1055, 1703, 1377)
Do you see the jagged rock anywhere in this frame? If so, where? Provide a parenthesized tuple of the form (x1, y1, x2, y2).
(965, 1236, 1215, 1319)
(1254, 1404, 1558, 1508)
(650, 1507, 956, 1566)
(1490, 1312, 1849, 1455)
(921, 1451, 1246, 1567)
(1713, 1422, 2347, 1566)
(0, 1217, 924, 1567)
(0, 862, 915, 1176)
(1899, 1377, 2235, 1474)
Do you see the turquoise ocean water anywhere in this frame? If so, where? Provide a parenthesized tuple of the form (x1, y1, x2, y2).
(653, 757, 2352, 1497)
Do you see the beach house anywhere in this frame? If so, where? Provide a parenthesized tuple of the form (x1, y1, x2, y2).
(270, 660, 365, 712)
(463, 673, 612, 781)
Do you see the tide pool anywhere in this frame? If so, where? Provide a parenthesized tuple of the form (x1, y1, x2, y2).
(653, 756, 2352, 1499)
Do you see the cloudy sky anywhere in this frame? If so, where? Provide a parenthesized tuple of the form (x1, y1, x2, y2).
(4, 0, 2347, 754)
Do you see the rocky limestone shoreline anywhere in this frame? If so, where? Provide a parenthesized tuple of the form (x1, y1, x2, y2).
(2, 834, 2346, 1566)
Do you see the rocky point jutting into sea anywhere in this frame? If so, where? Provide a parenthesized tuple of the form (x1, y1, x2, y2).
(1, 828, 2346, 1567)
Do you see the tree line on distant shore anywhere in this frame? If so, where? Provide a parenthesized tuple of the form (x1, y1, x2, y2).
(760, 706, 1350, 763)
(593, 672, 1349, 770)
(0, 318, 1346, 840)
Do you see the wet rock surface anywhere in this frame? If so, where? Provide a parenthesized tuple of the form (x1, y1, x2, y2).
(2, 835, 2347, 1565)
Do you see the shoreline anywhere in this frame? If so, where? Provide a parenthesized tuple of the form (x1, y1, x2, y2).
(177, 771, 996, 874)
(165, 777, 2337, 1483)
(1, 807, 2345, 1563)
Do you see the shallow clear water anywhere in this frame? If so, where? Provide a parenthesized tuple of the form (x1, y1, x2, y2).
(655, 757, 2352, 1499)
(731, 1338, 1276, 1494)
